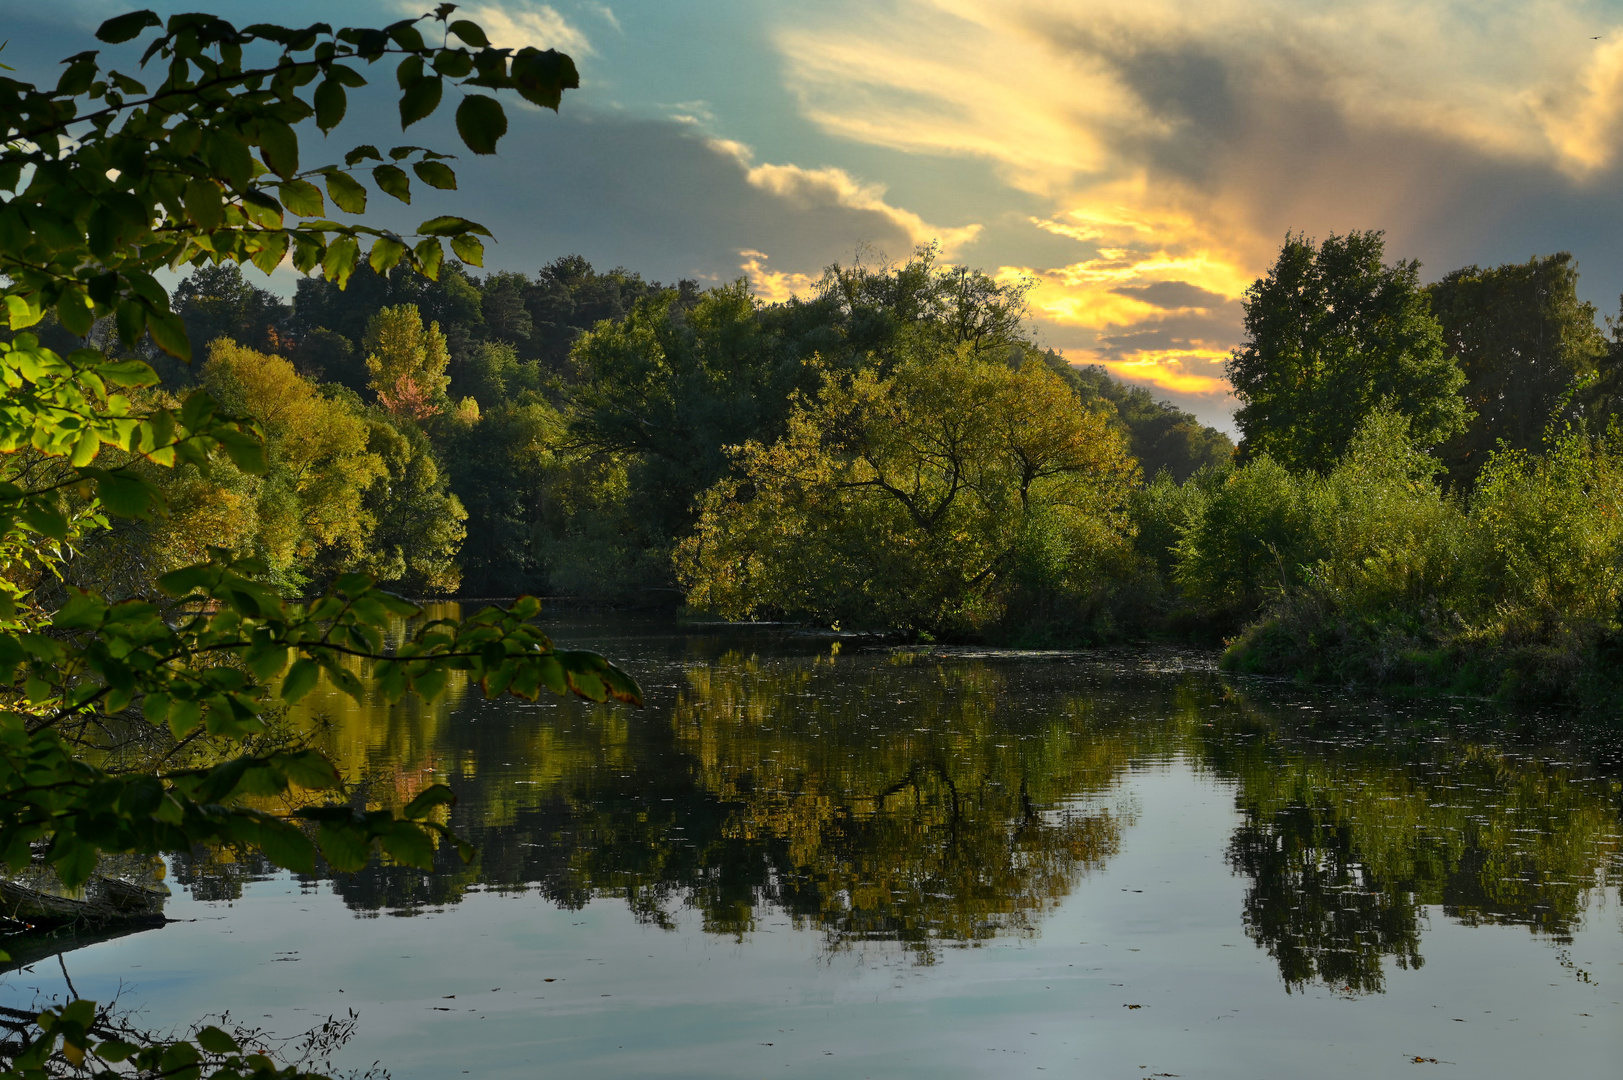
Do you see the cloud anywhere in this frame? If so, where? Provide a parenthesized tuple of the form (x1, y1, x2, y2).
(709, 139, 982, 258)
(342, 106, 959, 293)
(739, 250, 821, 304)
(771, 0, 1623, 410)
(414, 2, 592, 55)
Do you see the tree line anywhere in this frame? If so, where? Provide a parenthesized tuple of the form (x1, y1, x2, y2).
(30, 225, 1623, 702)
(21, 245, 1230, 609)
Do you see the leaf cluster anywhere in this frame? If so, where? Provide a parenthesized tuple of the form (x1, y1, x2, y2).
(0, 5, 580, 357)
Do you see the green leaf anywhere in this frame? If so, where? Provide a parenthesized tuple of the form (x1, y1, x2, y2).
(448, 20, 489, 47)
(313, 78, 348, 133)
(258, 119, 300, 178)
(96, 10, 160, 43)
(511, 47, 580, 111)
(316, 820, 371, 872)
(277, 749, 343, 790)
(240, 190, 285, 229)
(19, 502, 69, 541)
(157, 565, 214, 597)
(197, 757, 253, 803)
(323, 236, 362, 288)
(146, 309, 192, 363)
(345, 144, 383, 166)
(402, 783, 456, 819)
(455, 94, 507, 155)
(93, 470, 163, 519)
(369, 236, 408, 275)
(399, 75, 443, 129)
(215, 427, 269, 474)
(195, 1027, 240, 1055)
(416, 215, 493, 237)
(3, 294, 43, 329)
(379, 822, 434, 868)
(281, 658, 320, 705)
(98, 359, 159, 388)
(51, 837, 98, 890)
(450, 234, 484, 266)
(115, 300, 148, 348)
(51, 590, 105, 630)
(412, 160, 457, 190)
(57, 292, 93, 337)
(279, 178, 324, 217)
(255, 818, 316, 875)
(372, 164, 411, 203)
(414, 236, 444, 280)
(325, 171, 368, 215)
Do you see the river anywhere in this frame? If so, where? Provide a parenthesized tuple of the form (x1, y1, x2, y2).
(6, 613, 1620, 1077)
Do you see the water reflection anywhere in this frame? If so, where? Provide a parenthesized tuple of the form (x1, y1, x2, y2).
(1190, 690, 1621, 993)
(168, 615, 1622, 992)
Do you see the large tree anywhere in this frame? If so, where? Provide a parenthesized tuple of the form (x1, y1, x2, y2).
(676, 349, 1138, 635)
(1428, 253, 1607, 486)
(1227, 231, 1468, 473)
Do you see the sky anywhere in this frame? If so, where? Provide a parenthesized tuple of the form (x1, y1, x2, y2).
(18, 0, 1623, 429)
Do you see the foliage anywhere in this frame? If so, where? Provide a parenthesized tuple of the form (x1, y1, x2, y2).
(0, 9, 637, 1077)
(677, 350, 1138, 635)
(363, 305, 451, 420)
(0, 6, 578, 360)
(1209, 408, 1623, 699)
(1227, 231, 1468, 472)
(201, 340, 384, 587)
(1058, 361, 1233, 481)
(358, 412, 467, 595)
(1174, 454, 1316, 613)
(1429, 253, 1607, 487)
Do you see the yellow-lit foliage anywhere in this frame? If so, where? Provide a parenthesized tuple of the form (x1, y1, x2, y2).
(202, 339, 386, 578)
(679, 348, 1139, 633)
(364, 304, 452, 419)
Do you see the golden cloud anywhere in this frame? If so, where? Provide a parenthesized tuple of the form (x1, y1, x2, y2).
(1061, 346, 1233, 398)
(739, 250, 821, 304)
(766, 0, 1623, 409)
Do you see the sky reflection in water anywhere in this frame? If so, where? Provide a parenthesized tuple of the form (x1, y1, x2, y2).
(7, 614, 1620, 1078)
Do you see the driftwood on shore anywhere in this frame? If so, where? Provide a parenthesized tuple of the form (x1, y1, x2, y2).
(0, 855, 170, 935)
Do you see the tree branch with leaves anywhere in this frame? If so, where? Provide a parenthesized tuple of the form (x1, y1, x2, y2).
(0, 8, 634, 1077)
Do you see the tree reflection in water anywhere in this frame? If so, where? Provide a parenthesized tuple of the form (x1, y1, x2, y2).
(169, 618, 1622, 990)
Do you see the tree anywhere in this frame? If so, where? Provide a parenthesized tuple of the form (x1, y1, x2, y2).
(570, 280, 799, 556)
(200, 339, 384, 587)
(1428, 253, 1608, 486)
(1227, 231, 1468, 472)
(677, 349, 1138, 635)
(1056, 359, 1233, 480)
(171, 265, 290, 371)
(363, 304, 451, 419)
(0, 10, 638, 1076)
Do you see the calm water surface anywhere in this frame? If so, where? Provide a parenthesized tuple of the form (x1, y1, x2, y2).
(7, 614, 1621, 1077)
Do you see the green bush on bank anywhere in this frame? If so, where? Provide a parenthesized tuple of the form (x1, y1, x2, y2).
(1211, 411, 1623, 704)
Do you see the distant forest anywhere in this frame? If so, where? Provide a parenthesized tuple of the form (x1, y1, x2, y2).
(17, 234, 1623, 704)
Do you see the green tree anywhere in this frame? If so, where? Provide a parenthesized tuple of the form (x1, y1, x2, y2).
(363, 304, 452, 419)
(200, 339, 385, 586)
(570, 280, 798, 558)
(0, 10, 638, 1077)
(1428, 253, 1608, 486)
(1227, 231, 1468, 472)
(677, 349, 1138, 635)
(1057, 359, 1233, 480)
(169, 264, 291, 384)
